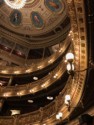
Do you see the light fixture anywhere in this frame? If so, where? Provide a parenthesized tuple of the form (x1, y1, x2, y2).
(33, 76, 38, 81)
(41, 84, 46, 88)
(4, 0, 26, 9)
(1, 70, 8, 74)
(66, 63, 74, 75)
(66, 52, 74, 63)
(64, 95, 71, 105)
(26, 68, 32, 73)
(48, 59, 53, 64)
(10, 110, 20, 116)
(47, 96, 53, 100)
(29, 89, 35, 93)
(14, 70, 20, 74)
(64, 95, 71, 111)
(64, 94, 84, 111)
(65, 52, 94, 76)
(3, 92, 11, 97)
(53, 74, 58, 78)
(37, 65, 42, 69)
(17, 92, 21, 96)
(66, 63, 74, 71)
(65, 52, 75, 76)
(56, 112, 63, 120)
(3, 93, 8, 97)
(28, 100, 33, 103)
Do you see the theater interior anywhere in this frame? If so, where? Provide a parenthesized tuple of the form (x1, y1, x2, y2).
(0, 0, 94, 125)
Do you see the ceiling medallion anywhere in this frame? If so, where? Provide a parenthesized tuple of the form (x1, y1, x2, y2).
(4, 0, 26, 9)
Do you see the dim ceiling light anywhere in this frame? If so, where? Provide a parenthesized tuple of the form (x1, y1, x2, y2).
(33, 76, 38, 80)
(41, 84, 46, 88)
(1, 70, 8, 74)
(26, 69, 32, 73)
(10, 110, 20, 115)
(47, 96, 53, 100)
(28, 100, 34, 103)
(4, 0, 26, 9)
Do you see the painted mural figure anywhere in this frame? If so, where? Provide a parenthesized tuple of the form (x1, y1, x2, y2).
(13, 13, 19, 23)
(10, 10, 22, 26)
(45, 0, 63, 12)
(48, 0, 59, 9)
(34, 15, 40, 24)
(31, 12, 44, 28)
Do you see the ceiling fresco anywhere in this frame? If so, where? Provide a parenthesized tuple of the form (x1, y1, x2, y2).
(0, 0, 67, 35)
(25, 0, 39, 7)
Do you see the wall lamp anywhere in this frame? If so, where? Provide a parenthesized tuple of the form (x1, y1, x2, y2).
(56, 112, 63, 120)
(65, 53, 75, 76)
(64, 94, 84, 112)
(65, 52, 93, 76)
(64, 95, 71, 111)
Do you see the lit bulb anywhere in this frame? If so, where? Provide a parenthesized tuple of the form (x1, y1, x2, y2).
(66, 63, 74, 71)
(56, 114, 60, 120)
(65, 95, 71, 101)
(58, 112, 63, 117)
(56, 112, 63, 120)
(66, 53, 74, 62)
(64, 95, 71, 105)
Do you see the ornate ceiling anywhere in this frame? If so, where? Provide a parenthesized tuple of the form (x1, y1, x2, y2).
(0, 0, 88, 125)
(0, 0, 67, 35)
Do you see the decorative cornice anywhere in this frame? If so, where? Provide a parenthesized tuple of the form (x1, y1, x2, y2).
(0, 37, 71, 75)
(0, 20, 70, 48)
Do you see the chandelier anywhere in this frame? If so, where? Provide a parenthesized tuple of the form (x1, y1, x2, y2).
(4, 0, 26, 9)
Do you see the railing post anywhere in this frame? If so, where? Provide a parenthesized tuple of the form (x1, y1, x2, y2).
(13, 115, 18, 125)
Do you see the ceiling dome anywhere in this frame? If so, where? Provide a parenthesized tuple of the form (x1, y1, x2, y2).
(0, 0, 68, 35)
